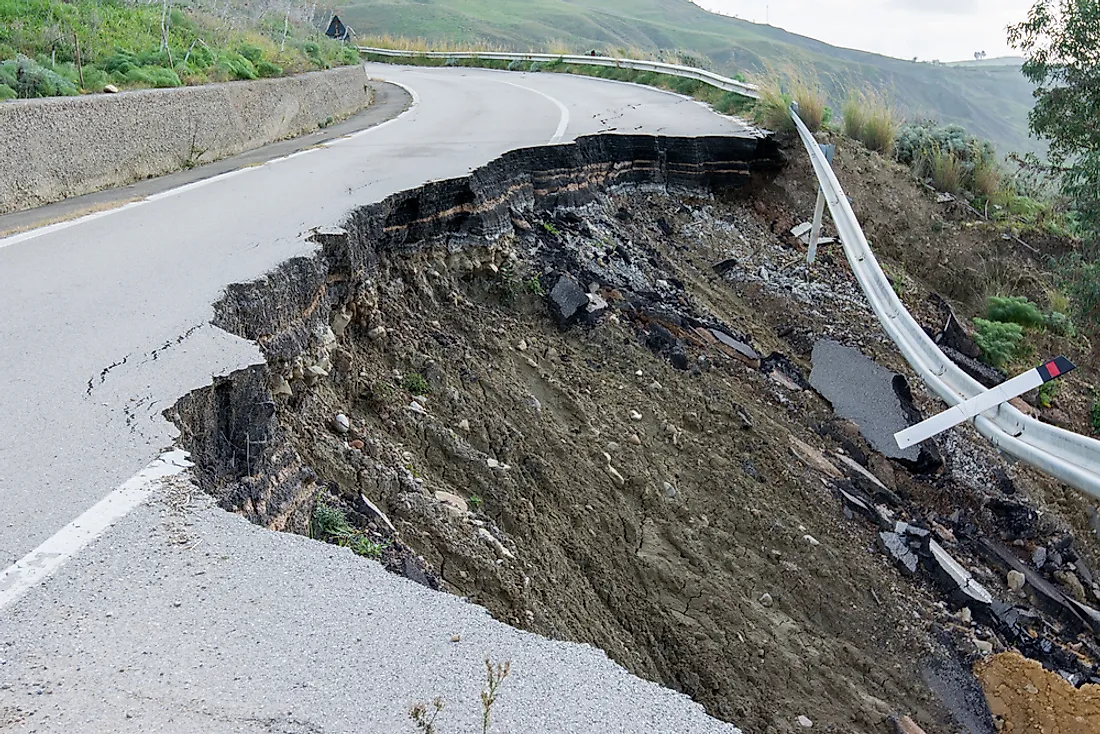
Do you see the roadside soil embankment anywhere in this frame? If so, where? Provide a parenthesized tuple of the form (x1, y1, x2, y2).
(0, 65, 372, 214)
(171, 132, 1100, 734)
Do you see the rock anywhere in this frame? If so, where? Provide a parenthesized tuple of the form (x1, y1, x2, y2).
(486, 458, 500, 469)
(434, 491, 468, 515)
(350, 439, 364, 451)
(307, 364, 329, 378)
(477, 528, 514, 559)
(928, 539, 993, 609)
(932, 522, 957, 544)
(548, 273, 590, 326)
(359, 493, 396, 534)
(450, 634, 462, 643)
(586, 292, 609, 314)
(1033, 546, 1048, 569)
(973, 639, 994, 655)
(457, 419, 470, 432)
(789, 436, 843, 479)
(103, 84, 119, 93)
(271, 375, 293, 397)
(957, 607, 973, 624)
(803, 534, 821, 547)
(368, 325, 388, 341)
(879, 531, 919, 575)
(797, 715, 814, 728)
(1055, 570, 1087, 602)
(629, 434, 642, 446)
(709, 329, 762, 368)
(332, 414, 351, 434)
(889, 715, 929, 734)
(759, 592, 774, 607)
(663, 482, 677, 498)
(516, 339, 528, 351)
(769, 370, 803, 391)
(605, 464, 626, 487)
(331, 308, 352, 338)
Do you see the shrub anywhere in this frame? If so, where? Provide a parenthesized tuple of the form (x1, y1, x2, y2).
(238, 43, 263, 64)
(1044, 310, 1076, 337)
(1091, 400, 1100, 435)
(0, 83, 14, 100)
(1058, 254, 1100, 325)
(404, 372, 430, 395)
(1, 55, 78, 97)
(973, 317, 1025, 368)
(986, 295, 1046, 328)
(507, 59, 526, 71)
(255, 60, 282, 78)
(896, 120, 999, 192)
(123, 65, 182, 88)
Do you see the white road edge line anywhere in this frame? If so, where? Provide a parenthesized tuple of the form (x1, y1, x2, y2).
(493, 79, 570, 144)
(0, 449, 193, 613)
(0, 70, 421, 251)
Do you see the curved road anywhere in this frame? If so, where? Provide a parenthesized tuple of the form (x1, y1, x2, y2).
(0, 64, 746, 733)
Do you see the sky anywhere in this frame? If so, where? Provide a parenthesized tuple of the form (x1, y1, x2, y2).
(692, 0, 1035, 62)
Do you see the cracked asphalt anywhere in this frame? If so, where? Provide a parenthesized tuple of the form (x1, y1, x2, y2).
(0, 64, 747, 732)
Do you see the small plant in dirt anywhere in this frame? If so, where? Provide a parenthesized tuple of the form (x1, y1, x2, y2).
(404, 372, 431, 395)
(468, 495, 484, 510)
(1038, 380, 1058, 409)
(410, 697, 445, 733)
(408, 659, 511, 734)
(524, 276, 545, 297)
(973, 318, 1026, 369)
(312, 499, 386, 559)
(1091, 399, 1100, 436)
(986, 295, 1046, 329)
(542, 221, 560, 236)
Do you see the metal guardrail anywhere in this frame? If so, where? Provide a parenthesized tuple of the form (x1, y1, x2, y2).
(789, 110, 1100, 500)
(357, 46, 761, 99)
(359, 44, 1100, 500)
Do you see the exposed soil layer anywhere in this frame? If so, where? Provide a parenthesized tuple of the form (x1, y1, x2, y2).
(977, 652, 1100, 733)
(171, 133, 1100, 734)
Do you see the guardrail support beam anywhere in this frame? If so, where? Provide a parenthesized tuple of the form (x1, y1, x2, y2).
(807, 187, 825, 264)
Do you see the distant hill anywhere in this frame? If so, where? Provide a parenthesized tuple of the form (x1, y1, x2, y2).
(337, 0, 1041, 155)
(947, 56, 1027, 68)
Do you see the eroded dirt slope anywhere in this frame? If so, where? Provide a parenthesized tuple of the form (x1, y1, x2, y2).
(172, 134, 1100, 734)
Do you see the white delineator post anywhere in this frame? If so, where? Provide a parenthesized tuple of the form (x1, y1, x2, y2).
(895, 357, 1076, 449)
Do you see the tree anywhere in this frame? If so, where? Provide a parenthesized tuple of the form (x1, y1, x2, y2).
(1009, 1, 1100, 246)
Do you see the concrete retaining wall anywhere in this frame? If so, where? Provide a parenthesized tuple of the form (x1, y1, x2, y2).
(0, 65, 371, 214)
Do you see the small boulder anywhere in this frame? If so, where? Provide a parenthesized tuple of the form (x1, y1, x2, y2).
(331, 414, 351, 435)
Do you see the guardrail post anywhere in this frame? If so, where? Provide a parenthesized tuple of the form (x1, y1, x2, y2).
(806, 143, 835, 264)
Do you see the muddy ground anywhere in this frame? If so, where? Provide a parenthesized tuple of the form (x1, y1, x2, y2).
(173, 134, 1100, 734)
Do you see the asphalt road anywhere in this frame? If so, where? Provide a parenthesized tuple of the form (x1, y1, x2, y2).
(0, 64, 748, 733)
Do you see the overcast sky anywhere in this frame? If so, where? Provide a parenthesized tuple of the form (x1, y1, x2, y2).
(692, 0, 1035, 62)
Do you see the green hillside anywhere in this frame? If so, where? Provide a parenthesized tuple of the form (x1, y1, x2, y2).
(340, 0, 1040, 155)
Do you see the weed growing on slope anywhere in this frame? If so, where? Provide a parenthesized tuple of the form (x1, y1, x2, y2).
(1091, 399, 1100, 435)
(311, 499, 387, 560)
(987, 296, 1046, 329)
(404, 372, 431, 395)
(408, 659, 511, 734)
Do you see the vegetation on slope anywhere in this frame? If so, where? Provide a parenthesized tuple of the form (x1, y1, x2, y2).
(346, 0, 1039, 155)
(0, 0, 357, 98)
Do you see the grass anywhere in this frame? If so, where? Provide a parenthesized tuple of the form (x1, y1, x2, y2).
(404, 372, 431, 395)
(842, 92, 866, 139)
(0, 0, 358, 98)
(311, 499, 386, 559)
(928, 146, 964, 194)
